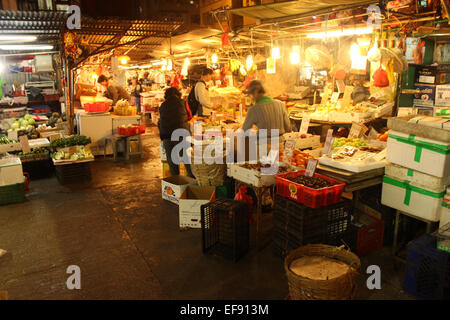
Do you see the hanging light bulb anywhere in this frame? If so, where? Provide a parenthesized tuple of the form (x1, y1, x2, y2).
(246, 55, 253, 71)
(350, 43, 367, 70)
(272, 47, 280, 60)
(119, 55, 130, 65)
(290, 45, 300, 64)
(239, 65, 247, 76)
(211, 53, 218, 64)
(184, 57, 190, 66)
(167, 59, 173, 71)
(266, 58, 276, 74)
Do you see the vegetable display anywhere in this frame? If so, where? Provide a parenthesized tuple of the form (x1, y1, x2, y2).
(0, 135, 17, 144)
(51, 146, 93, 161)
(50, 135, 91, 150)
(332, 137, 368, 149)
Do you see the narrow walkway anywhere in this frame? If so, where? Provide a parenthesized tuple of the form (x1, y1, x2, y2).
(0, 127, 411, 299)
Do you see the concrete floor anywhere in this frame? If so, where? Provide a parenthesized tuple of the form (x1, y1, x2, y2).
(0, 126, 413, 300)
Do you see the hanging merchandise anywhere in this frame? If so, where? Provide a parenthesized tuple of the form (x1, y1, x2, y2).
(330, 64, 346, 80)
(222, 26, 230, 47)
(266, 57, 276, 74)
(64, 32, 88, 65)
(373, 65, 390, 87)
(386, 58, 395, 84)
(412, 40, 425, 64)
(368, 40, 381, 63)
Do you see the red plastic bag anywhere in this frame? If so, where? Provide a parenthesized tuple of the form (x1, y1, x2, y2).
(373, 66, 390, 87)
(234, 185, 253, 224)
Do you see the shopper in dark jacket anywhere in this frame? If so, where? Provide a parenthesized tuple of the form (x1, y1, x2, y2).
(159, 87, 194, 178)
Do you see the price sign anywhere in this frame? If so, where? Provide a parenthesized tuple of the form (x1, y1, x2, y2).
(330, 92, 339, 104)
(341, 86, 354, 109)
(283, 139, 295, 166)
(348, 122, 369, 139)
(8, 130, 18, 141)
(305, 158, 318, 177)
(322, 129, 334, 155)
(367, 127, 379, 140)
(19, 135, 31, 153)
(299, 114, 310, 135)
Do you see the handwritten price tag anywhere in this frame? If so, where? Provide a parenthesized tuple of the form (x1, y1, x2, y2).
(283, 139, 295, 166)
(8, 131, 18, 141)
(19, 135, 31, 153)
(299, 114, 310, 135)
(348, 122, 368, 139)
(305, 158, 318, 177)
(322, 129, 334, 155)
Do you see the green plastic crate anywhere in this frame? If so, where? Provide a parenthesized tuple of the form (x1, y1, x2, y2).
(0, 182, 25, 205)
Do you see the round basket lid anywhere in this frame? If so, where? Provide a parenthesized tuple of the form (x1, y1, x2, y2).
(305, 45, 333, 70)
(380, 47, 408, 73)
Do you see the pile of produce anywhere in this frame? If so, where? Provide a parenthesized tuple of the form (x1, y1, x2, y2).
(50, 135, 91, 150)
(240, 163, 289, 174)
(286, 175, 335, 189)
(18, 148, 50, 162)
(376, 130, 389, 142)
(51, 146, 93, 161)
(290, 256, 350, 280)
(280, 150, 317, 169)
(114, 99, 136, 116)
(332, 137, 368, 149)
(0, 135, 17, 144)
(9, 114, 35, 132)
(47, 112, 65, 127)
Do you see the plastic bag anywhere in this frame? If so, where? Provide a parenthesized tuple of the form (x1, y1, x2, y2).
(234, 185, 254, 224)
(373, 66, 390, 88)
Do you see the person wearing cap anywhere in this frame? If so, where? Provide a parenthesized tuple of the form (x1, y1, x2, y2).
(242, 80, 292, 136)
(98, 74, 131, 107)
(194, 67, 218, 116)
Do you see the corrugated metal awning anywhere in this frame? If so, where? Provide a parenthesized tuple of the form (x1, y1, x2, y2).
(229, 0, 376, 22)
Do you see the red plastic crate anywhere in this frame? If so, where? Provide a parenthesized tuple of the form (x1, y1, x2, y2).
(118, 124, 145, 136)
(84, 102, 109, 113)
(356, 215, 384, 256)
(275, 170, 345, 208)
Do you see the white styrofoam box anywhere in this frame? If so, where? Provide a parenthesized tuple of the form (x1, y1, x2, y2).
(440, 201, 450, 229)
(228, 163, 276, 187)
(179, 186, 215, 228)
(160, 141, 167, 161)
(34, 55, 53, 72)
(386, 130, 450, 178)
(0, 157, 23, 187)
(161, 175, 196, 205)
(436, 84, 450, 107)
(382, 176, 445, 222)
(385, 163, 450, 193)
(283, 133, 321, 150)
(374, 101, 395, 118)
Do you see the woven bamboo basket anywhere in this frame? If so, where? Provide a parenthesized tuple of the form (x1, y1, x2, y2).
(284, 244, 361, 300)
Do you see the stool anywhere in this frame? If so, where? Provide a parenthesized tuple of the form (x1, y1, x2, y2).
(104, 134, 143, 161)
(125, 135, 143, 160)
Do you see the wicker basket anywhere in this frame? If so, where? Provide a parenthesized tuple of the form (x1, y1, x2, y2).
(284, 244, 360, 300)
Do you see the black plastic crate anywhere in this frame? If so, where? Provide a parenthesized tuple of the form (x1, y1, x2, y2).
(325, 200, 353, 244)
(0, 182, 25, 205)
(55, 162, 91, 185)
(22, 159, 54, 179)
(404, 233, 450, 300)
(201, 198, 250, 262)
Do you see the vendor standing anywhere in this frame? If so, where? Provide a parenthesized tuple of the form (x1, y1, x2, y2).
(98, 74, 131, 107)
(194, 68, 217, 116)
(130, 77, 143, 113)
(242, 80, 292, 136)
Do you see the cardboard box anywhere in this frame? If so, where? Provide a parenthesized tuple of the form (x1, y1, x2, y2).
(0, 157, 23, 187)
(435, 84, 450, 107)
(416, 64, 450, 85)
(397, 107, 416, 117)
(413, 84, 435, 107)
(161, 175, 196, 205)
(179, 186, 216, 228)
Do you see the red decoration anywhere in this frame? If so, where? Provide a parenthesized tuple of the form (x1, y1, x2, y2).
(221, 27, 229, 47)
(373, 66, 390, 87)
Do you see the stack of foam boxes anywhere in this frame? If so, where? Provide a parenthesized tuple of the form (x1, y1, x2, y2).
(381, 122, 450, 226)
(0, 156, 25, 205)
